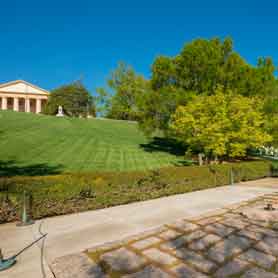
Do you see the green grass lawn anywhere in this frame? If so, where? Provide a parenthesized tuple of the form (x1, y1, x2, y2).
(0, 111, 185, 175)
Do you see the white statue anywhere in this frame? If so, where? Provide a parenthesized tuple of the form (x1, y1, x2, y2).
(56, 105, 64, 117)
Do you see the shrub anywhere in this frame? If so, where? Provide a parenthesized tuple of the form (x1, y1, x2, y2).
(0, 160, 271, 223)
(271, 161, 278, 177)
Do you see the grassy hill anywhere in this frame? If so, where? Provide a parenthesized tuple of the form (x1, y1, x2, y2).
(0, 111, 185, 175)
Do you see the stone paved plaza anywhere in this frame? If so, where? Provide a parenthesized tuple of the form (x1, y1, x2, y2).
(52, 191, 278, 277)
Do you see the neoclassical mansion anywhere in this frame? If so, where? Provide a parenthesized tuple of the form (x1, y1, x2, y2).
(0, 80, 49, 113)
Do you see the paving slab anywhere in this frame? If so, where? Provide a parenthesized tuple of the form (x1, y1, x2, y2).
(123, 265, 171, 278)
(204, 222, 235, 237)
(100, 247, 147, 272)
(188, 234, 221, 251)
(172, 248, 217, 273)
(51, 253, 106, 278)
(237, 229, 264, 241)
(158, 229, 182, 240)
(131, 237, 161, 250)
(239, 248, 276, 269)
(142, 248, 178, 266)
(255, 236, 278, 256)
(167, 220, 199, 232)
(160, 230, 206, 251)
(214, 258, 250, 278)
(207, 234, 253, 263)
(170, 263, 209, 277)
(241, 267, 278, 278)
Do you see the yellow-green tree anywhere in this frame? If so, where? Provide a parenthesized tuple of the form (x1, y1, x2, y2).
(171, 88, 272, 160)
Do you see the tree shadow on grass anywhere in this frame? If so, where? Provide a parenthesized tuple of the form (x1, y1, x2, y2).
(172, 160, 196, 167)
(140, 137, 186, 156)
(0, 160, 63, 177)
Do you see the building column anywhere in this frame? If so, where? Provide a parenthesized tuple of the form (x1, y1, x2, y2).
(25, 98, 30, 112)
(13, 97, 19, 112)
(36, 98, 41, 114)
(1, 97, 7, 110)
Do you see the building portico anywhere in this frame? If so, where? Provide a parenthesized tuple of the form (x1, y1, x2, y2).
(0, 80, 49, 113)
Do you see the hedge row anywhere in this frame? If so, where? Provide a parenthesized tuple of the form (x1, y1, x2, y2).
(272, 164, 278, 177)
(0, 160, 271, 223)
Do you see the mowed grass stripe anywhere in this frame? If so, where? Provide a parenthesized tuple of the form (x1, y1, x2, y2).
(78, 137, 99, 171)
(61, 136, 93, 171)
(0, 111, 183, 172)
(20, 128, 71, 165)
(75, 137, 99, 171)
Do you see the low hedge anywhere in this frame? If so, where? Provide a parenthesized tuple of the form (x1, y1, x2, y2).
(0, 160, 271, 223)
(271, 161, 278, 177)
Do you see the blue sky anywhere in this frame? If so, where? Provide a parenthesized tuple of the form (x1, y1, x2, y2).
(0, 0, 277, 94)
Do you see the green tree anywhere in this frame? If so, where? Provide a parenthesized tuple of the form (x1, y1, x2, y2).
(97, 62, 148, 121)
(152, 37, 275, 96)
(263, 81, 278, 147)
(170, 87, 272, 160)
(95, 87, 112, 117)
(44, 81, 96, 117)
(139, 37, 276, 135)
(137, 86, 195, 135)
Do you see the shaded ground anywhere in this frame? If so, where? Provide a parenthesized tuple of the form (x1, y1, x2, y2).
(140, 137, 186, 156)
(53, 191, 278, 278)
(0, 160, 62, 177)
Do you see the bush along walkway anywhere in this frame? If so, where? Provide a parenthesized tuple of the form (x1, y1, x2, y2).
(52, 192, 278, 278)
(0, 161, 271, 223)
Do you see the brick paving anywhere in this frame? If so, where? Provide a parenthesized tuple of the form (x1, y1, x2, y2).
(52, 192, 278, 277)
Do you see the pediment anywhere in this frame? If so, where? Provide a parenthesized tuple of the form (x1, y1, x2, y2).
(0, 80, 49, 95)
